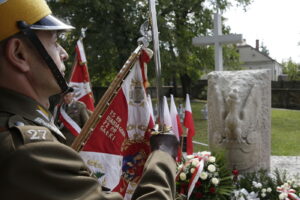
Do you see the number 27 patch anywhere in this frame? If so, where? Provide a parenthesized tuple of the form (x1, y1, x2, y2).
(27, 129, 48, 140)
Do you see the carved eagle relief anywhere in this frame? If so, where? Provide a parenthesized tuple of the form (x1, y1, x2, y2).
(209, 76, 262, 145)
(208, 70, 271, 173)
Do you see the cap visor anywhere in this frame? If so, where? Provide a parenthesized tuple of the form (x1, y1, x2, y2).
(30, 15, 74, 31)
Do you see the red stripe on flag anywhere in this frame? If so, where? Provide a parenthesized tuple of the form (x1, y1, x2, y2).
(70, 40, 95, 112)
(78, 93, 95, 112)
(176, 114, 183, 137)
(184, 94, 195, 155)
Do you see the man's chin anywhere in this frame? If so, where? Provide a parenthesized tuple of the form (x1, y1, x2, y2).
(50, 86, 64, 96)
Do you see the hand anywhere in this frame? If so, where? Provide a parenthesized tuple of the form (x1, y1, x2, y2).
(150, 133, 179, 159)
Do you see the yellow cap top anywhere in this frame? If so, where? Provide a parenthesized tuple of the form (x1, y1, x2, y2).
(0, 0, 52, 41)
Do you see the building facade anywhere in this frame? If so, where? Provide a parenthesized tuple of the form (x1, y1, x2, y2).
(237, 44, 283, 81)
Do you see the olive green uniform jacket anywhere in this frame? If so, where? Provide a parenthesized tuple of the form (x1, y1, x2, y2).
(58, 101, 89, 146)
(0, 88, 176, 200)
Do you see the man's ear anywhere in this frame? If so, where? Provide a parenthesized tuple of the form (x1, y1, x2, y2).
(5, 38, 30, 72)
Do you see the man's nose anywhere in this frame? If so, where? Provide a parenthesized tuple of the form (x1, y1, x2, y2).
(59, 45, 69, 61)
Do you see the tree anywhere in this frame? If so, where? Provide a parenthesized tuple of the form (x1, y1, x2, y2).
(260, 42, 270, 56)
(48, 0, 149, 86)
(282, 58, 300, 81)
(48, 0, 252, 97)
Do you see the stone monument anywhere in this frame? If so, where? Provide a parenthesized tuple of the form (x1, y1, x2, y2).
(207, 69, 271, 173)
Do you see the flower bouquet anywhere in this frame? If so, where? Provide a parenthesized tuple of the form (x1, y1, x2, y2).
(233, 169, 300, 200)
(176, 151, 234, 200)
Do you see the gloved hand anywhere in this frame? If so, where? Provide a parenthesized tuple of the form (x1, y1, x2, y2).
(150, 133, 179, 159)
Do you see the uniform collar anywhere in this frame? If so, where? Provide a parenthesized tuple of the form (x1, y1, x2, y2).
(0, 87, 66, 140)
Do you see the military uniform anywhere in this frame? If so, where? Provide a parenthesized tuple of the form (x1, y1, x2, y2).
(0, 87, 176, 200)
(57, 101, 89, 146)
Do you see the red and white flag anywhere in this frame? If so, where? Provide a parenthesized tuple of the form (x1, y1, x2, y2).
(163, 96, 172, 130)
(170, 94, 183, 140)
(79, 48, 154, 200)
(170, 94, 183, 161)
(183, 94, 195, 155)
(69, 39, 95, 112)
(147, 94, 155, 122)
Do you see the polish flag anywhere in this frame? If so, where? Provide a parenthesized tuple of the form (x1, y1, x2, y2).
(170, 94, 183, 140)
(163, 96, 172, 130)
(69, 39, 95, 112)
(183, 94, 195, 155)
(147, 94, 155, 122)
(170, 94, 183, 161)
(79, 48, 154, 200)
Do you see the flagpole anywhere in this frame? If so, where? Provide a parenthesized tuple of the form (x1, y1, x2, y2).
(149, 0, 164, 131)
(71, 45, 143, 151)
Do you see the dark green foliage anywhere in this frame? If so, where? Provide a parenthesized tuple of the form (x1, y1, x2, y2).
(48, 0, 252, 90)
(282, 58, 300, 80)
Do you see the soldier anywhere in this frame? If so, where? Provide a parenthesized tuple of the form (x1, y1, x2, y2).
(56, 91, 90, 146)
(0, 0, 178, 199)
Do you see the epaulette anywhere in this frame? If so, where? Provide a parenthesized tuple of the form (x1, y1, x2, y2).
(8, 115, 57, 145)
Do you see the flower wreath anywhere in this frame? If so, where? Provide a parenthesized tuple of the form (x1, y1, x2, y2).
(176, 151, 233, 200)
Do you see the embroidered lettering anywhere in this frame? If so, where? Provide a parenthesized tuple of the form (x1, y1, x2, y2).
(27, 129, 47, 140)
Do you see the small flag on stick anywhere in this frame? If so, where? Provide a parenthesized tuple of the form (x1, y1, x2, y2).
(69, 39, 95, 112)
(183, 94, 195, 155)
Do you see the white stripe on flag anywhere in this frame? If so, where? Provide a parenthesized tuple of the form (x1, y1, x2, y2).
(77, 39, 87, 63)
(79, 151, 123, 190)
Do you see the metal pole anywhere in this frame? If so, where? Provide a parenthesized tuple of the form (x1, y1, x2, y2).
(149, 0, 164, 130)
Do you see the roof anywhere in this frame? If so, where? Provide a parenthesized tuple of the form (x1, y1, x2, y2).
(237, 44, 282, 66)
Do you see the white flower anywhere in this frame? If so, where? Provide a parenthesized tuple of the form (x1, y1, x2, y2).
(267, 187, 272, 193)
(234, 188, 260, 200)
(279, 193, 287, 200)
(207, 164, 216, 172)
(248, 191, 259, 200)
(179, 172, 186, 181)
(261, 188, 266, 193)
(283, 183, 289, 189)
(261, 192, 266, 197)
(200, 172, 208, 180)
(191, 159, 199, 167)
(186, 155, 194, 160)
(255, 183, 262, 188)
(190, 167, 195, 174)
(177, 164, 183, 170)
(211, 177, 219, 185)
(208, 156, 216, 163)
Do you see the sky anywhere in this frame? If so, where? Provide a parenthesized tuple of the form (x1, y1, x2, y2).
(223, 0, 300, 64)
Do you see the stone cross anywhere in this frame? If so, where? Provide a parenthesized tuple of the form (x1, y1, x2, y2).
(192, 11, 243, 71)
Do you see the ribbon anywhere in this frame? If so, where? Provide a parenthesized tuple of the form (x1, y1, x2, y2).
(277, 184, 300, 200)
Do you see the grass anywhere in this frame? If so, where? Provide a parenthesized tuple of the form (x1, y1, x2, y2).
(176, 100, 300, 156)
(271, 109, 300, 155)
